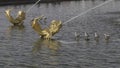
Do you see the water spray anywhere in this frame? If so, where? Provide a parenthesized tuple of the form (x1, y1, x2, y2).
(26, 0, 41, 13)
(63, 0, 113, 25)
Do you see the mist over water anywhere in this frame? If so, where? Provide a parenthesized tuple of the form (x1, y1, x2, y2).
(0, 0, 120, 68)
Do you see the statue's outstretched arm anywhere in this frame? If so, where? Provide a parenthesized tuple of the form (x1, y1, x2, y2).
(5, 9, 15, 24)
(31, 16, 44, 35)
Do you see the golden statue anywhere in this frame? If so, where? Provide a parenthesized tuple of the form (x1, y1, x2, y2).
(31, 16, 62, 39)
(5, 9, 26, 26)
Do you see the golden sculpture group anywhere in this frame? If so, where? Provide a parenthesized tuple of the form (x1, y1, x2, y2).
(5, 9, 62, 39)
(4, 9, 110, 42)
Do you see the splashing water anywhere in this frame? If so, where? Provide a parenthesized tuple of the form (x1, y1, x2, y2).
(26, 0, 41, 13)
(63, 0, 113, 25)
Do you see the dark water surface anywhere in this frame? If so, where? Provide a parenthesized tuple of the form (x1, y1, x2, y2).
(0, 0, 120, 68)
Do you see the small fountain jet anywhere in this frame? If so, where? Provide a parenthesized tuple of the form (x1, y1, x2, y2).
(94, 32, 99, 41)
(84, 32, 90, 41)
(74, 32, 80, 41)
(104, 34, 110, 44)
(104, 34, 110, 40)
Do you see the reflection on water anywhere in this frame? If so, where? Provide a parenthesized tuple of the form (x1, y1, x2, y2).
(0, 0, 120, 68)
(8, 25, 25, 31)
(32, 38, 61, 54)
(6, 25, 25, 39)
(32, 39, 61, 67)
